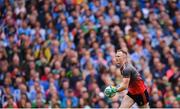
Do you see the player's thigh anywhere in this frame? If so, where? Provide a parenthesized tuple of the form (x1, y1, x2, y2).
(120, 95, 135, 108)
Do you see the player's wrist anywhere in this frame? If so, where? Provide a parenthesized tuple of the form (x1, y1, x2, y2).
(115, 85, 121, 92)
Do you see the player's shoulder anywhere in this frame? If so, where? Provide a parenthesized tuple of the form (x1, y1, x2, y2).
(124, 63, 135, 71)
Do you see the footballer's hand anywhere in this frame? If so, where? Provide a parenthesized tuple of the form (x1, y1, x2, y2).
(111, 86, 118, 93)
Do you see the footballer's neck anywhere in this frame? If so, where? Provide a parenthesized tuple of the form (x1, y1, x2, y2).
(119, 63, 124, 71)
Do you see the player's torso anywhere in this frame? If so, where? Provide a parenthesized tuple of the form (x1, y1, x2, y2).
(122, 63, 146, 94)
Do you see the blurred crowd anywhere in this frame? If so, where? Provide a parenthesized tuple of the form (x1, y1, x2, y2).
(0, 0, 180, 108)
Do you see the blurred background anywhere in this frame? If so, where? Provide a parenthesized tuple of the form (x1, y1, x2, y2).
(0, 0, 180, 108)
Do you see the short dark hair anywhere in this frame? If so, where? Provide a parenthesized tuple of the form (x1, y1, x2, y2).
(117, 49, 128, 56)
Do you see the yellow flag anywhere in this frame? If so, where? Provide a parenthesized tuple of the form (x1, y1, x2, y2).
(44, 47, 51, 62)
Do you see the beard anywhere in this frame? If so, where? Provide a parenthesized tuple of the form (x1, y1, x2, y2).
(116, 63, 123, 68)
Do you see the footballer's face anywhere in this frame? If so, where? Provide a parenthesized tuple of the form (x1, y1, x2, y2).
(115, 51, 126, 66)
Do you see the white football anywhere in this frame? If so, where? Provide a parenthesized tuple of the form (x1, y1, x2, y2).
(104, 86, 116, 98)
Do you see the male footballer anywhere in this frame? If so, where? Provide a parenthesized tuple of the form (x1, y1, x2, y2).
(104, 49, 149, 108)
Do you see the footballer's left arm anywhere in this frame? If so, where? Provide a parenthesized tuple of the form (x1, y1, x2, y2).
(103, 74, 115, 86)
(116, 77, 130, 92)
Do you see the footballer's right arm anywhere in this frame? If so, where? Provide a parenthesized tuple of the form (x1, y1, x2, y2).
(116, 66, 131, 92)
(116, 77, 130, 92)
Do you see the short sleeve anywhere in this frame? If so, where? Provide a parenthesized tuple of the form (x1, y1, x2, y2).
(122, 67, 131, 78)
